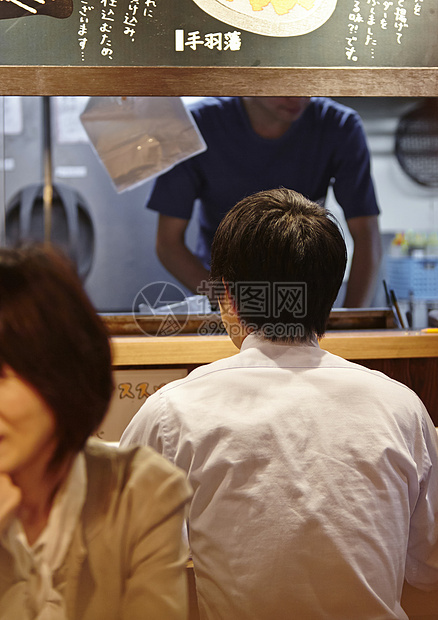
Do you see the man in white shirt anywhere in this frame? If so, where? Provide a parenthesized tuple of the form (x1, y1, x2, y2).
(121, 187, 438, 620)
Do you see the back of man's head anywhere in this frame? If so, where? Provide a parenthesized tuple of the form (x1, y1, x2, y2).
(210, 187, 347, 342)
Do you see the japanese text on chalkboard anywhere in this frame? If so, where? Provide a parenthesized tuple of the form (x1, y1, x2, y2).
(175, 29, 242, 51)
(345, 0, 424, 62)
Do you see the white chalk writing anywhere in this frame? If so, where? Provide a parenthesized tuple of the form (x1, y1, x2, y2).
(175, 29, 242, 52)
(345, 0, 424, 62)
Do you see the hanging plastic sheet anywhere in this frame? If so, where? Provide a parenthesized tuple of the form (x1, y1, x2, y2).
(80, 97, 207, 193)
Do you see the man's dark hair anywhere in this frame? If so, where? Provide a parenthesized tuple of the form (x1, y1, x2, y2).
(210, 187, 347, 342)
(0, 244, 114, 467)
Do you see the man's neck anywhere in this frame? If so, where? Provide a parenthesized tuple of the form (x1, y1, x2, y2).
(241, 97, 293, 140)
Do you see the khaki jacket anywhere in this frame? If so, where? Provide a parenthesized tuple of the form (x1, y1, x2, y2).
(0, 441, 192, 620)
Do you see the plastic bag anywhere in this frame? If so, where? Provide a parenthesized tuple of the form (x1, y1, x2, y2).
(80, 97, 206, 193)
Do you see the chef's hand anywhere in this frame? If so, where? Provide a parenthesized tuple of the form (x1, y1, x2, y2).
(0, 474, 21, 534)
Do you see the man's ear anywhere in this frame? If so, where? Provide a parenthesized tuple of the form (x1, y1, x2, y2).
(221, 280, 239, 316)
(218, 280, 250, 349)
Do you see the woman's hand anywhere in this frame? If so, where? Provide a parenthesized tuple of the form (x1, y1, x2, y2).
(0, 474, 21, 534)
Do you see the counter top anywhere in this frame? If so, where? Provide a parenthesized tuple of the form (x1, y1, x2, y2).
(110, 330, 438, 367)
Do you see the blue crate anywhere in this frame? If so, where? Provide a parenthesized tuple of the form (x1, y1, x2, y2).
(386, 256, 438, 300)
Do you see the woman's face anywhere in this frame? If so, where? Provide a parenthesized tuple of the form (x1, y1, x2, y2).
(0, 366, 57, 481)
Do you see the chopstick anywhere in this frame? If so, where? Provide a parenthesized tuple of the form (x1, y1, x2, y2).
(382, 279, 406, 329)
(382, 279, 392, 307)
(390, 289, 406, 329)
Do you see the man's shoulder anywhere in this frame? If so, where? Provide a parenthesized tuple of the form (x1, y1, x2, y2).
(161, 350, 242, 393)
(325, 353, 427, 412)
(308, 97, 361, 126)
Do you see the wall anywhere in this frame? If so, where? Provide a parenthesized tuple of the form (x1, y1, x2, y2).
(328, 97, 437, 238)
(324, 97, 438, 312)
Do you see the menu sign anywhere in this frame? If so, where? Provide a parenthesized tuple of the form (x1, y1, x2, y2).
(0, 0, 436, 67)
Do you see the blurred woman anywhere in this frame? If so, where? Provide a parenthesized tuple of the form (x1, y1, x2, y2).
(0, 245, 192, 620)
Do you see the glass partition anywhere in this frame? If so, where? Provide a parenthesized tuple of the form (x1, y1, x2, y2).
(0, 96, 437, 326)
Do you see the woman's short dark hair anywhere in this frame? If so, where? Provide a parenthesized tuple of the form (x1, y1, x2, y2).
(210, 188, 347, 342)
(0, 244, 114, 466)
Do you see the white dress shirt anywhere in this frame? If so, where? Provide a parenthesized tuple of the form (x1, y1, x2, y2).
(121, 334, 438, 620)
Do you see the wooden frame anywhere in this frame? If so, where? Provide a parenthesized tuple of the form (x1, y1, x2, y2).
(0, 66, 437, 97)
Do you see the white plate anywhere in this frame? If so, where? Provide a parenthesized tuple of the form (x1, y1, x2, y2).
(192, 0, 337, 37)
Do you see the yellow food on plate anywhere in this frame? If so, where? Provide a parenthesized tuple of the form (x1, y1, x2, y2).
(227, 0, 315, 16)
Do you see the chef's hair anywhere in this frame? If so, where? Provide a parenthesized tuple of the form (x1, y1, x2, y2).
(0, 244, 113, 467)
(210, 187, 347, 342)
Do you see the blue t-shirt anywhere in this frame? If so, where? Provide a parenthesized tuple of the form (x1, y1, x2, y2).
(147, 97, 379, 268)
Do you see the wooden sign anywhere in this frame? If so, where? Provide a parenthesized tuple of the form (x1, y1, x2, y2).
(0, 1, 436, 96)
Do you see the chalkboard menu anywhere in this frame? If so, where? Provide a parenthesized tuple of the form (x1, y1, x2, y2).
(0, 0, 436, 68)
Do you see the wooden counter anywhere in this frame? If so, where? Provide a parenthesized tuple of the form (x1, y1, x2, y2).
(111, 330, 438, 366)
(110, 330, 438, 424)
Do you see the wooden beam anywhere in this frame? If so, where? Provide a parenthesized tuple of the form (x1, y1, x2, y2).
(0, 66, 437, 97)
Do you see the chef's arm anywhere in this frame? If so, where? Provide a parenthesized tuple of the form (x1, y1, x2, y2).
(156, 214, 210, 294)
(343, 215, 382, 308)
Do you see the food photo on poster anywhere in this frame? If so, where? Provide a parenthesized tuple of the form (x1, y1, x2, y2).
(0, 0, 436, 66)
(190, 0, 338, 37)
